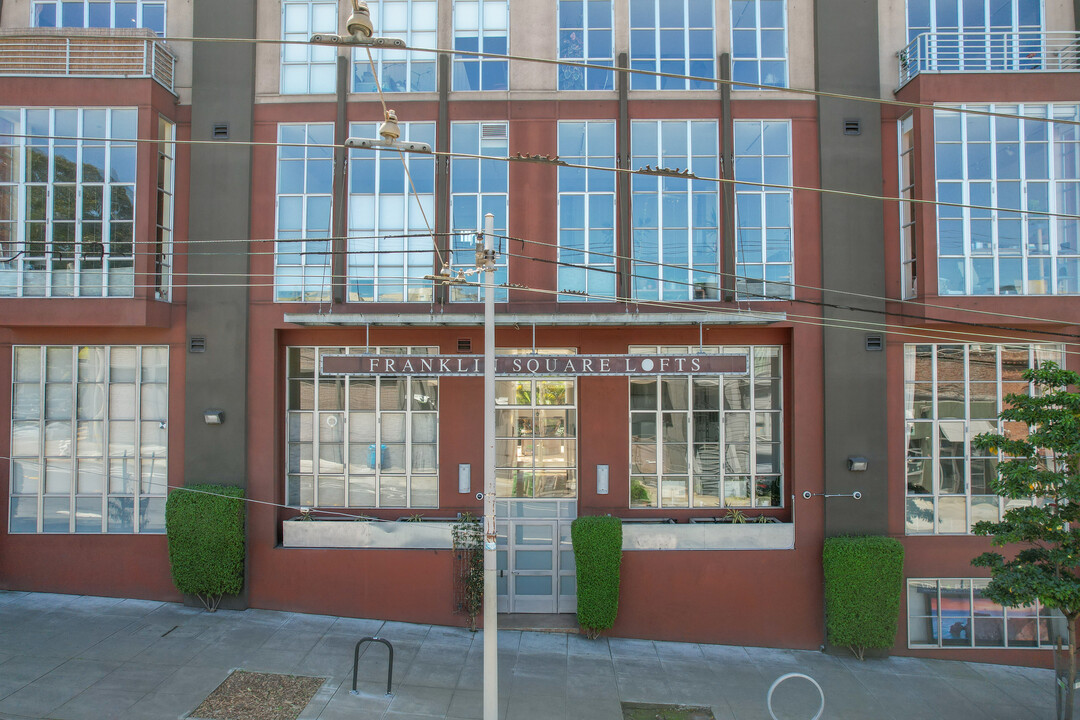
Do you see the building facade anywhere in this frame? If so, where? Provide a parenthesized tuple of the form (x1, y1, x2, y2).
(0, 0, 1078, 667)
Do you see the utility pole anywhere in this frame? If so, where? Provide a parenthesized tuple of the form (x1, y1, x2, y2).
(480, 211, 498, 720)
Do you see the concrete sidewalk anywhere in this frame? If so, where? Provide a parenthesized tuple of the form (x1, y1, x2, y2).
(0, 591, 1061, 719)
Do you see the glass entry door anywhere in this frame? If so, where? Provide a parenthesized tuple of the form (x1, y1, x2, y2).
(496, 500, 577, 614)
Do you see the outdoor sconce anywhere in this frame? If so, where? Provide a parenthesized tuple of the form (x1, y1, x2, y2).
(203, 409, 225, 425)
(847, 456, 868, 472)
(458, 464, 471, 493)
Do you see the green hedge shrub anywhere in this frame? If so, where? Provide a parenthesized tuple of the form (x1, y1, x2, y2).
(571, 515, 623, 639)
(165, 484, 245, 611)
(822, 536, 904, 660)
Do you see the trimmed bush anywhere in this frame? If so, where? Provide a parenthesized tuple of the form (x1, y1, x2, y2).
(571, 515, 623, 639)
(165, 484, 245, 611)
(822, 536, 905, 660)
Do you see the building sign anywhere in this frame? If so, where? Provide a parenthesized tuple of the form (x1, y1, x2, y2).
(321, 354, 748, 377)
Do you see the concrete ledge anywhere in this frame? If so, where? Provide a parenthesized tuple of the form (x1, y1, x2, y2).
(282, 519, 453, 549)
(622, 522, 794, 551)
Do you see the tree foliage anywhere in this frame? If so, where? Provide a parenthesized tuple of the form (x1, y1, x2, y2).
(972, 362, 1080, 719)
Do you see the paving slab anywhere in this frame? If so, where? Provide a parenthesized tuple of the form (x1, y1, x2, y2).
(0, 592, 1068, 719)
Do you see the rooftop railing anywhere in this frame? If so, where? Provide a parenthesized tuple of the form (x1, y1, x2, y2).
(0, 28, 175, 93)
(898, 30, 1080, 87)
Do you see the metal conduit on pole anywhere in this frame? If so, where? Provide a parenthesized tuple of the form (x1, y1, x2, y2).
(481, 211, 498, 720)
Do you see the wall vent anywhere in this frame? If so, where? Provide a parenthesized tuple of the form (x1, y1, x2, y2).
(212, 123, 230, 140)
(189, 336, 207, 353)
(865, 334, 883, 351)
(457, 338, 472, 353)
(481, 123, 508, 140)
(843, 119, 861, 136)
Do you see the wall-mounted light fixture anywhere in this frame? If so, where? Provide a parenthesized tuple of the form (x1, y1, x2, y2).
(847, 456, 868, 472)
(458, 464, 471, 493)
(203, 409, 225, 425)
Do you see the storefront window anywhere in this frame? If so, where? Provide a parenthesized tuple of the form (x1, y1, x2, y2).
(629, 345, 782, 508)
(286, 346, 439, 508)
(908, 578, 1066, 649)
(495, 377, 577, 498)
(9, 345, 169, 533)
(904, 343, 1063, 534)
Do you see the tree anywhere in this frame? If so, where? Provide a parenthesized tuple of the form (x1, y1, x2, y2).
(972, 362, 1080, 720)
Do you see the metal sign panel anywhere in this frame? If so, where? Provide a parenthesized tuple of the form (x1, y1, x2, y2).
(321, 354, 748, 377)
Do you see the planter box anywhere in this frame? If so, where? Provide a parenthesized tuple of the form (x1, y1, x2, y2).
(282, 519, 453, 549)
(622, 521, 794, 551)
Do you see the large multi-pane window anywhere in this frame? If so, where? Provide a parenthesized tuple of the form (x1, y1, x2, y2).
(734, 119, 793, 300)
(731, 0, 787, 89)
(450, 122, 508, 302)
(906, 0, 1043, 72)
(0, 108, 137, 298)
(629, 0, 714, 90)
(631, 120, 719, 301)
(936, 104, 1080, 296)
(629, 346, 782, 509)
(353, 0, 437, 93)
(908, 579, 1066, 649)
(275, 123, 333, 303)
(558, 121, 616, 300)
(286, 346, 438, 508)
(154, 116, 175, 302)
(557, 0, 614, 91)
(453, 0, 508, 91)
(32, 0, 166, 35)
(10, 346, 168, 534)
(348, 121, 436, 302)
(281, 0, 338, 95)
(904, 343, 1063, 535)
(496, 375, 577, 499)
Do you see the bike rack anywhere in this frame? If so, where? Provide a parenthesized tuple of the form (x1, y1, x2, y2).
(350, 636, 394, 697)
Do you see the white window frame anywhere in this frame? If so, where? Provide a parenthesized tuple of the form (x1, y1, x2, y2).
(730, 0, 789, 89)
(495, 376, 578, 500)
(347, 121, 436, 303)
(628, 345, 783, 510)
(32, 0, 167, 35)
(452, 0, 509, 91)
(0, 107, 138, 299)
(899, 113, 917, 300)
(905, 0, 1044, 73)
(9, 345, 169, 534)
(285, 346, 439, 509)
(281, 0, 338, 95)
(934, 103, 1080, 296)
(734, 119, 793, 300)
(449, 121, 509, 302)
(903, 343, 1063, 535)
(353, 0, 438, 93)
(631, 119, 720, 301)
(154, 115, 174, 302)
(274, 123, 334, 303)
(628, 0, 715, 91)
(557, 120, 616, 301)
(907, 578, 1066, 649)
(557, 0, 614, 91)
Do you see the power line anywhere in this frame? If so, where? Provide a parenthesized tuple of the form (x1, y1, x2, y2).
(492, 232, 1080, 332)
(442, 277, 1080, 355)
(20, 28, 1075, 128)
(496, 248, 1080, 346)
(3, 131, 1079, 223)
